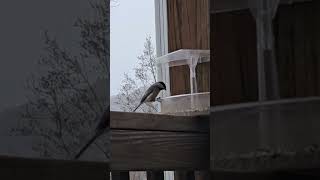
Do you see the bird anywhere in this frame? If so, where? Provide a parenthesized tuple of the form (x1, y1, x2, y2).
(133, 81, 166, 112)
(74, 105, 110, 159)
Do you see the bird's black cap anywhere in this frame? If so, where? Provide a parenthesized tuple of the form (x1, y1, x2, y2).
(158, 81, 166, 90)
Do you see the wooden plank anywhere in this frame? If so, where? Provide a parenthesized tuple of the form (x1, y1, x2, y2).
(147, 171, 164, 180)
(110, 130, 209, 170)
(196, 62, 210, 93)
(0, 155, 108, 180)
(274, 1, 320, 98)
(167, 59, 209, 96)
(110, 111, 209, 133)
(169, 65, 191, 95)
(111, 171, 130, 180)
(211, 9, 258, 106)
(167, 0, 209, 52)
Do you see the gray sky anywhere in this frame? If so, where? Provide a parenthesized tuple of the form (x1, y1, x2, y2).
(110, 0, 156, 95)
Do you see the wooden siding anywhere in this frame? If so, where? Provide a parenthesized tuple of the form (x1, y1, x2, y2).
(211, 9, 259, 106)
(167, 0, 209, 52)
(273, 1, 320, 98)
(167, 0, 210, 96)
(196, 62, 210, 93)
(169, 65, 191, 95)
(169, 62, 210, 96)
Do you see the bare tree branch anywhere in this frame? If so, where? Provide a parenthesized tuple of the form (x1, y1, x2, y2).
(11, 0, 110, 159)
(116, 36, 158, 113)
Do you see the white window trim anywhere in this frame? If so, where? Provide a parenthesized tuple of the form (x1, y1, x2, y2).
(154, 0, 169, 57)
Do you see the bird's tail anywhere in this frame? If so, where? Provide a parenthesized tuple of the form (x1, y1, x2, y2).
(133, 103, 142, 112)
(74, 129, 104, 159)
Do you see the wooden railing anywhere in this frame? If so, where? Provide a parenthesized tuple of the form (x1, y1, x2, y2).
(110, 111, 210, 180)
(0, 111, 210, 180)
(2, 98, 320, 179)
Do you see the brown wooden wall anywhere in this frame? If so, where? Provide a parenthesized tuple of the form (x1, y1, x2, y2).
(167, 0, 210, 95)
(196, 62, 210, 93)
(167, 0, 209, 52)
(274, 1, 320, 98)
(211, 10, 259, 106)
(170, 65, 191, 95)
(169, 62, 210, 96)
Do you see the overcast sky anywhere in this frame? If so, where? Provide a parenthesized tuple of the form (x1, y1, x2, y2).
(110, 0, 156, 95)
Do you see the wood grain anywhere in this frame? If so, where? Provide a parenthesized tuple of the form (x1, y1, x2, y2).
(110, 111, 209, 133)
(273, 1, 320, 98)
(196, 62, 210, 93)
(169, 59, 210, 96)
(211, 9, 258, 106)
(110, 130, 209, 171)
(169, 65, 191, 95)
(167, 0, 209, 52)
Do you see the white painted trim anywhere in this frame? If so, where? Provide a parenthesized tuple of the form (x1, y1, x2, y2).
(154, 0, 168, 57)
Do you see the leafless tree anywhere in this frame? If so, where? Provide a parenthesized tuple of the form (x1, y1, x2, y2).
(11, 0, 110, 159)
(116, 35, 158, 113)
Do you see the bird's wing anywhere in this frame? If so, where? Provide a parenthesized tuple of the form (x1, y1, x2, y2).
(140, 85, 154, 103)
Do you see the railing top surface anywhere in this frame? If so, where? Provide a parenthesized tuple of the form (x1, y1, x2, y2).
(110, 111, 209, 133)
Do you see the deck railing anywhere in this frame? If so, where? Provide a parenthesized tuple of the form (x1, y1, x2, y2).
(2, 97, 320, 179)
(0, 111, 210, 180)
(110, 111, 210, 180)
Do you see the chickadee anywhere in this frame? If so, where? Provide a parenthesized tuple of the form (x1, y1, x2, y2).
(74, 105, 110, 159)
(133, 81, 166, 112)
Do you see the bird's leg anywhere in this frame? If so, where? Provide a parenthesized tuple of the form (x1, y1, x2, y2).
(155, 97, 162, 102)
